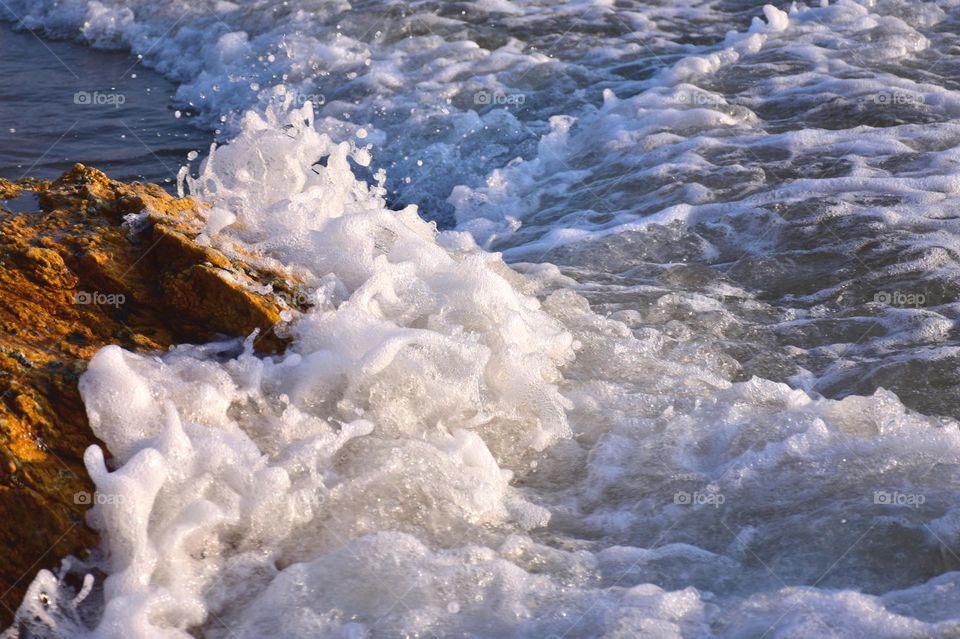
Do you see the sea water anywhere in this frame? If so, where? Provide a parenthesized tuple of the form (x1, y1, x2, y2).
(4, 1, 960, 637)
(0, 23, 211, 187)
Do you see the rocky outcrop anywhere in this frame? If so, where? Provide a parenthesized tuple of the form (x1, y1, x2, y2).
(0, 166, 298, 623)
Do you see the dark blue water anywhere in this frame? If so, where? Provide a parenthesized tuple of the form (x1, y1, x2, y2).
(0, 23, 211, 188)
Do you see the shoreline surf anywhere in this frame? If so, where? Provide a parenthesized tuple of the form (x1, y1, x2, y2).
(3, 1, 960, 637)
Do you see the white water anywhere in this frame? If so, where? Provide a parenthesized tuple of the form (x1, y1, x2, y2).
(5, 1, 960, 637)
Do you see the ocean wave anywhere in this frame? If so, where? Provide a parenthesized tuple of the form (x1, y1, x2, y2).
(6, 1, 960, 637)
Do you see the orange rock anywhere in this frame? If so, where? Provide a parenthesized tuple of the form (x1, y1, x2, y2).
(0, 164, 303, 624)
(0, 179, 19, 199)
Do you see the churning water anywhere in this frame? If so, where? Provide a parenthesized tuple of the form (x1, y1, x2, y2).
(5, 0, 960, 637)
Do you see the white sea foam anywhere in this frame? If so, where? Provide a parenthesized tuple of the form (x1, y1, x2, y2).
(5, 0, 960, 637)
(5, 98, 960, 638)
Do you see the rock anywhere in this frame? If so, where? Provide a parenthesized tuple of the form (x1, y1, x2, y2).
(0, 180, 19, 200)
(0, 164, 301, 624)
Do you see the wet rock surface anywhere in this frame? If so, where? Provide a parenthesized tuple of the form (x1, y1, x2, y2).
(0, 165, 293, 623)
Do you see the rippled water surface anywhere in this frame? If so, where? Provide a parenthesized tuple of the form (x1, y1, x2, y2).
(4, 1, 960, 637)
(0, 23, 211, 187)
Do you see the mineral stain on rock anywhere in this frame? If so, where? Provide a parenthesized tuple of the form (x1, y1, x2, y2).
(0, 165, 297, 623)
